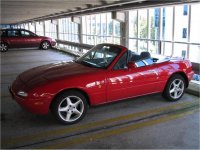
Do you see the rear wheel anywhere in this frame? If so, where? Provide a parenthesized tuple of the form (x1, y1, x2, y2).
(51, 91, 88, 124)
(0, 43, 8, 52)
(41, 41, 50, 50)
(163, 74, 186, 101)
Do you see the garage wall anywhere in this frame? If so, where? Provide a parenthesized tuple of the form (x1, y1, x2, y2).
(16, 3, 200, 64)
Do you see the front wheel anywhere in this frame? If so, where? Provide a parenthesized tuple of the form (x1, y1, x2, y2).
(51, 91, 88, 124)
(163, 74, 186, 101)
(41, 41, 50, 50)
(0, 43, 8, 52)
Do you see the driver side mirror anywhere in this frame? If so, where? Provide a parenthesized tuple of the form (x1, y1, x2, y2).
(127, 62, 136, 70)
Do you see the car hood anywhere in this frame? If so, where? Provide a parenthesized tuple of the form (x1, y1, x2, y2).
(19, 61, 98, 88)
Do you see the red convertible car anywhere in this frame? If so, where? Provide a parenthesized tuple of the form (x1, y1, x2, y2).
(0, 29, 56, 52)
(9, 44, 194, 124)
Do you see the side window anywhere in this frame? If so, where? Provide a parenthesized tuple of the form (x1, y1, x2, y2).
(7, 30, 20, 37)
(113, 52, 128, 70)
(0, 30, 7, 37)
(21, 30, 31, 36)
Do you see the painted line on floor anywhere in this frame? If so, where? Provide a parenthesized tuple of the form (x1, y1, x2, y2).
(1, 59, 67, 66)
(1, 49, 63, 57)
(1, 53, 60, 58)
(1, 54, 52, 59)
(41, 107, 199, 149)
(2, 100, 198, 148)
(1, 95, 11, 99)
(1, 61, 71, 77)
(13, 103, 200, 149)
(1, 82, 12, 85)
(1, 73, 18, 77)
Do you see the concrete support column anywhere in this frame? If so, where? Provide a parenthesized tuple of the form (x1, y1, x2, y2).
(56, 19, 59, 40)
(72, 16, 82, 51)
(120, 22, 126, 46)
(124, 11, 129, 47)
(187, 5, 191, 59)
(43, 21, 46, 36)
(159, 7, 163, 55)
(112, 11, 127, 47)
(78, 19, 83, 43)
(34, 22, 36, 34)
(171, 6, 175, 56)
(28, 23, 30, 31)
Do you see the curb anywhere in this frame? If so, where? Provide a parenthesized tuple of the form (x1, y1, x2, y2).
(186, 89, 200, 97)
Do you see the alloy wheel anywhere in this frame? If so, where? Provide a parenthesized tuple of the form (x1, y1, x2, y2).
(0, 43, 8, 52)
(169, 79, 184, 99)
(58, 96, 84, 122)
(42, 41, 50, 49)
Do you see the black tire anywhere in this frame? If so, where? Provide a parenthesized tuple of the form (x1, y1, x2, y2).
(0, 42, 8, 52)
(41, 41, 50, 50)
(163, 74, 186, 101)
(51, 91, 88, 124)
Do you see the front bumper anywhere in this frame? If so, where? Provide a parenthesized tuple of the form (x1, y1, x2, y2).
(51, 41, 57, 47)
(9, 86, 50, 115)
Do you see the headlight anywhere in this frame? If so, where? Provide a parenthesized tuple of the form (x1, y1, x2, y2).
(17, 91, 28, 97)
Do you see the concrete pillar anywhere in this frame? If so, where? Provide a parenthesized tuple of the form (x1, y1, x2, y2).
(28, 23, 30, 31)
(112, 11, 128, 47)
(34, 22, 36, 34)
(72, 16, 82, 51)
(124, 11, 129, 47)
(78, 19, 83, 44)
(56, 19, 59, 40)
(43, 21, 46, 36)
(120, 22, 126, 46)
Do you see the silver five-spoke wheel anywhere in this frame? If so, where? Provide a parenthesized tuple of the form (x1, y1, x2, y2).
(41, 41, 50, 50)
(58, 96, 84, 122)
(163, 74, 186, 101)
(169, 79, 184, 99)
(51, 91, 88, 124)
(0, 43, 8, 52)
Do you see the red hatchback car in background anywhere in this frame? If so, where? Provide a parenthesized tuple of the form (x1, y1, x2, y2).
(0, 29, 56, 52)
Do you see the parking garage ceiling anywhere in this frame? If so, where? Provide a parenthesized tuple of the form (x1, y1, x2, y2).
(1, 0, 199, 25)
(1, 0, 132, 24)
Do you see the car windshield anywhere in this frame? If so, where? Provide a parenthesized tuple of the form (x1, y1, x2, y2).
(76, 44, 121, 69)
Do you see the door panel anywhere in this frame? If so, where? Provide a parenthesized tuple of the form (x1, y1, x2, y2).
(23, 36, 40, 47)
(20, 30, 41, 47)
(107, 69, 134, 101)
(132, 66, 158, 94)
(107, 65, 158, 102)
(7, 30, 23, 48)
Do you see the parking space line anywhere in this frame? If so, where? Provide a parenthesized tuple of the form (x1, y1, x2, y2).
(1, 53, 55, 58)
(2, 100, 198, 148)
(1, 73, 20, 76)
(42, 107, 199, 149)
(1, 95, 11, 99)
(1, 62, 69, 77)
(1, 59, 67, 66)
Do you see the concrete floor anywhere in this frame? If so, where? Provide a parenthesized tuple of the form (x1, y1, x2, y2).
(1, 48, 200, 149)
